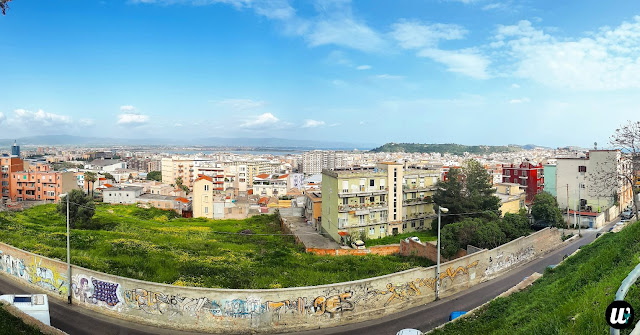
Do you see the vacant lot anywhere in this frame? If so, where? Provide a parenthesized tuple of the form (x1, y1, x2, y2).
(0, 204, 433, 289)
(430, 221, 640, 335)
(365, 230, 437, 247)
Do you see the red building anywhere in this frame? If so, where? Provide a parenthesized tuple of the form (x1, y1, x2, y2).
(1, 155, 24, 201)
(502, 162, 544, 203)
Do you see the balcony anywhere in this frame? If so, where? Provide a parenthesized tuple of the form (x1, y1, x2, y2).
(402, 197, 433, 206)
(338, 202, 388, 213)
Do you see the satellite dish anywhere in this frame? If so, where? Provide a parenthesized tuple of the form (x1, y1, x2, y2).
(594, 142, 598, 150)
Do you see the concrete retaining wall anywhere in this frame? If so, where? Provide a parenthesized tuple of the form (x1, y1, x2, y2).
(0, 227, 563, 334)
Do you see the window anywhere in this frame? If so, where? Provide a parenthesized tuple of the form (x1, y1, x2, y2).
(420, 219, 424, 226)
(369, 179, 375, 187)
(204, 184, 210, 191)
(380, 195, 386, 202)
(360, 197, 365, 204)
(342, 198, 348, 205)
(369, 212, 375, 220)
(369, 227, 375, 235)
(411, 221, 416, 228)
(369, 196, 375, 202)
(403, 223, 407, 229)
(359, 215, 365, 225)
(380, 226, 385, 234)
(204, 207, 208, 214)
(578, 166, 587, 173)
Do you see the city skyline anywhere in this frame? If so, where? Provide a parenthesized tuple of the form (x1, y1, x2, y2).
(2, 1, 640, 147)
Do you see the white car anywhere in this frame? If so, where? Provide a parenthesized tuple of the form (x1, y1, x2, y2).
(405, 236, 421, 243)
(396, 329, 424, 335)
(351, 240, 366, 249)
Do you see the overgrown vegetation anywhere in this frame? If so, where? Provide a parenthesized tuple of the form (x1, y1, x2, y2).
(365, 230, 438, 247)
(440, 212, 531, 258)
(146, 171, 162, 181)
(57, 190, 96, 229)
(0, 304, 43, 335)
(430, 220, 640, 335)
(531, 192, 565, 228)
(0, 204, 434, 289)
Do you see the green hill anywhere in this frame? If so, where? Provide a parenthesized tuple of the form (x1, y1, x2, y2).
(369, 143, 523, 155)
(430, 221, 640, 335)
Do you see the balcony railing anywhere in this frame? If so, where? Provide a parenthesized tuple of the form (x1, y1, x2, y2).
(338, 202, 388, 212)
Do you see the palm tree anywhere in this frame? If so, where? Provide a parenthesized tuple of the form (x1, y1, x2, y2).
(1, 0, 13, 15)
(84, 172, 97, 198)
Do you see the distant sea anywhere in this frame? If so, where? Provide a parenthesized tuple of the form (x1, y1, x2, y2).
(160, 149, 304, 156)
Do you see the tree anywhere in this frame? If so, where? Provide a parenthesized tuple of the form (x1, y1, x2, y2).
(499, 212, 531, 239)
(1, 0, 12, 15)
(147, 171, 162, 182)
(473, 221, 507, 249)
(609, 120, 640, 219)
(103, 172, 115, 182)
(175, 176, 190, 195)
(57, 189, 95, 229)
(84, 171, 97, 197)
(531, 192, 564, 228)
(432, 159, 501, 229)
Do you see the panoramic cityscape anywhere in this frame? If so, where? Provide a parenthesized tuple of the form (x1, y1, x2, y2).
(1, 1, 640, 335)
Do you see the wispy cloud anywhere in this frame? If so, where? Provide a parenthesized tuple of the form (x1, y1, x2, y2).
(391, 20, 467, 49)
(509, 97, 530, 104)
(373, 74, 405, 80)
(117, 105, 149, 125)
(418, 48, 490, 79)
(240, 112, 279, 128)
(302, 119, 326, 128)
(356, 65, 371, 70)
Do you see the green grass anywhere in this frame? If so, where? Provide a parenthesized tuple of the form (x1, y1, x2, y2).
(0, 304, 44, 335)
(0, 204, 433, 289)
(430, 221, 640, 335)
(365, 230, 438, 247)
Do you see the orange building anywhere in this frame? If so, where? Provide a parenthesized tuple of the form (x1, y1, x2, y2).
(10, 171, 76, 202)
(1, 156, 24, 201)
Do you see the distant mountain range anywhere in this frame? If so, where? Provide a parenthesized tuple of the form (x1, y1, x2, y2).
(0, 135, 376, 150)
(370, 143, 550, 154)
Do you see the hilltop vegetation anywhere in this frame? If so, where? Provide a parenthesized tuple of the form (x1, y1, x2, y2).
(0, 204, 433, 289)
(430, 221, 640, 335)
(370, 143, 523, 155)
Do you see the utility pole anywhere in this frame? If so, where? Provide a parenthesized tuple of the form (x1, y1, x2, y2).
(578, 180, 582, 237)
(66, 195, 71, 305)
(566, 184, 570, 229)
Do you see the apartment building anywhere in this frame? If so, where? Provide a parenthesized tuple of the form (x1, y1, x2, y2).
(192, 175, 226, 218)
(1, 155, 23, 201)
(321, 163, 439, 244)
(556, 150, 633, 212)
(502, 162, 544, 203)
(9, 171, 76, 202)
(147, 160, 161, 173)
(301, 150, 347, 175)
(84, 159, 127, 172)
(252, 174, 289, 197)
(495, 183, 526, 215)
(102, 186, 144, 204)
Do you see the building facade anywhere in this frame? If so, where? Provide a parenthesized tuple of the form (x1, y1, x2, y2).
(543, 164, 557, 197)
(9, 171, 76, 202)
(102, 186, 144, 204)
(556, 150, 633, 213)
(1, 156, 23, 201)
(321, 163, 439, 244)
(501, 162, 544, 203)
(301, 151, 348, 175)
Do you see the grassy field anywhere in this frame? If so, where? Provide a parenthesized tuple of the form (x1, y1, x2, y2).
(0, 204, 433, 289)
(0, 304, 43, 335)
(365, 230, 437, 247)
(430, 221, 640, 335)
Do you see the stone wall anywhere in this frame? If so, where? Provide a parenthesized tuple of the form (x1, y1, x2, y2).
(399, 240, 467, 262)
(0, 227, 563, 333)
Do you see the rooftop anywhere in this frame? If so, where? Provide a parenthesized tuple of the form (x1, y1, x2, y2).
(137, 194, 179, 201)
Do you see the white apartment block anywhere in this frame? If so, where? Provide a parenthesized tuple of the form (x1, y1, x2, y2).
(161, 157, 214, 190)
(556, 150, 633, 212)
(301, 150, 348, 175)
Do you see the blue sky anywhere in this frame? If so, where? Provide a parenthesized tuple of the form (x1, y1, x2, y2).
(2, 0, 640, 147)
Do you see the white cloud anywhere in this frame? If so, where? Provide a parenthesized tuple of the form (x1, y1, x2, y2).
(418, 48, 490, 79)
(391, 20, 467, 49)
(13, 109, 72, 127)
(511, 83, 520, 88)
(331, 79, 347, 86)
(240, 113, 279, 128)
(493, 17, 640, 90)
(117, 105, 149, 125)
(306, 18, 387, 52)
(302, 119, 326, 128)
(175, 123, 183, 127)
(356, 65, 371, 70)
(118, 113, 149, 125)
(508, 97, 530, 104)
(213, 98, 267, 111)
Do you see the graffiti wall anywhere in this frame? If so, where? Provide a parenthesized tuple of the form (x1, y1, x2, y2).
(0, 227, 563, 333)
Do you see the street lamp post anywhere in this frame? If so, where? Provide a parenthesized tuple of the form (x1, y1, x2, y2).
(66, 195, 71, 305)
(436, 206, 449, 300)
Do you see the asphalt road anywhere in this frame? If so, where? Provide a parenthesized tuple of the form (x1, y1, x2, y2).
(0, 221, 616, 335)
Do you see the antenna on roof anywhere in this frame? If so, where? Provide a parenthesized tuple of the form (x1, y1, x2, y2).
(594, 142, 597, 150)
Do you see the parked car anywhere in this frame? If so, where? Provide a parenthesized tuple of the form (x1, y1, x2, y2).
(621, 209, 633, 219)
(405, 236, 421, 243)
(351, 240, 366, 250)
(396, 329, 424, 335)
(449, 311, 467, 321)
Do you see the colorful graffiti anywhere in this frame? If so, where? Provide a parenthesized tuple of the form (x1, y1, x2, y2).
(376, 260, 480, 306)
(0, 251, 67, 296)
(485, 247, 534, 276)
(265, 292, 355, 319)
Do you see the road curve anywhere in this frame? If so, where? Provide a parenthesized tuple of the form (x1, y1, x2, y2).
(0, 222, 613, 335)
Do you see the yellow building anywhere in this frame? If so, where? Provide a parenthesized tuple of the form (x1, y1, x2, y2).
(321, 163, 439, 244)
(495, 183, 526, 216)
